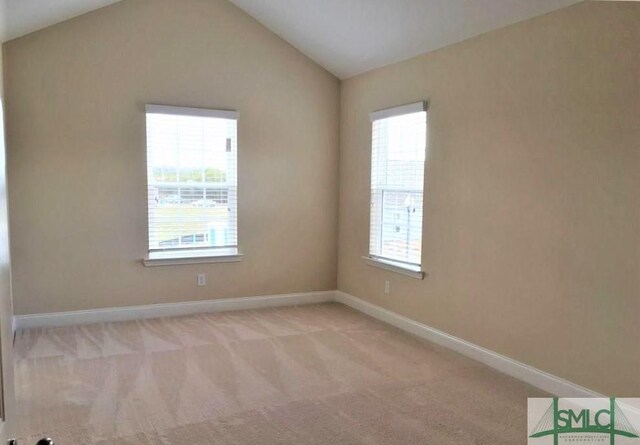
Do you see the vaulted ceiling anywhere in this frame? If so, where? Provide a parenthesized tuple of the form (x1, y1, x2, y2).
(2, 0, 584, 78)
(228, 0, 583, 78)
(1, 0, 121, 42)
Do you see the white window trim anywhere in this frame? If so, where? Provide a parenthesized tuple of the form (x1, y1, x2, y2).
(144, 104, 240, 263)
(369, 101, 428, 121)
(145, 104, 239, 120)
(367, 100, 428, 278)
(362, 255, 425, 280)
(143, 248, 243, 267)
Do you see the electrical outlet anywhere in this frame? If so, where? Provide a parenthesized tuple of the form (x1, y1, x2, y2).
(384, 280, 390, 295)
(197, 273, 206, 287)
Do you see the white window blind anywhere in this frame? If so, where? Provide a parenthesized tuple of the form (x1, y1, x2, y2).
(369, 102, 427, 269)
(146, 104, 238, 254)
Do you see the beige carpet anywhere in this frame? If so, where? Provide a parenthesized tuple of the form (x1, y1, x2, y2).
(15, 302, 544, 444)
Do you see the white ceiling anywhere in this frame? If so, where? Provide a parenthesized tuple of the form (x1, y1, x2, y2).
(228, 0, 583, 79)
(1, 0, 121, 42)
(1, 0, 584, 78)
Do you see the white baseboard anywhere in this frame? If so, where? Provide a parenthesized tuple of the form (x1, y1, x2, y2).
(13, 290, 335, 330)
(335, 291, 602, 398)
(13, 288, 602, 398)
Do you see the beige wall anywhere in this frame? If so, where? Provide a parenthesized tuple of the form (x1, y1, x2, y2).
(0, 39, 17, 437)
(338, 1, 640, 396)
(4, 0, 340, 315)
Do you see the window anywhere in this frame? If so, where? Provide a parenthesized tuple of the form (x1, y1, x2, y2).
(144, 105, 239, 264)
(367, 102, 427, 278)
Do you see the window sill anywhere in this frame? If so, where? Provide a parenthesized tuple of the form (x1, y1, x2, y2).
(143, 249, 243, 267)
(362, 256, 426, 280)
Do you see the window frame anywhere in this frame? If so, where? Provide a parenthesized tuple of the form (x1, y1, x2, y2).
(143, 104, 242, 266)
(365, 101, 427, 280)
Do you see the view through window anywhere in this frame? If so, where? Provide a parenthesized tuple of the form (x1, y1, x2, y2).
(369, 102, 427, 269)
(146, 105, 238, 254)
